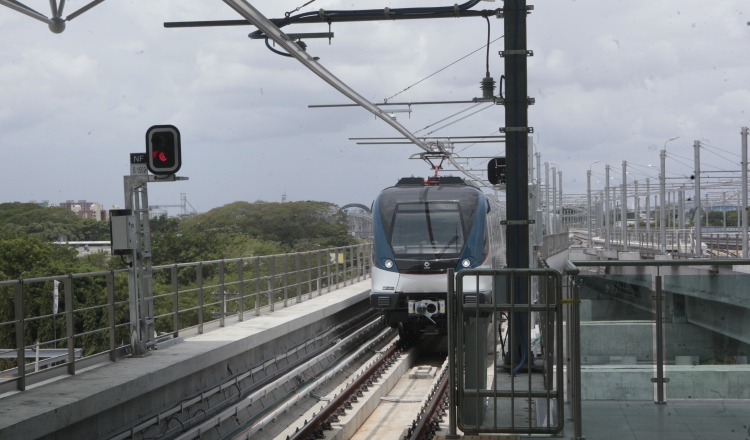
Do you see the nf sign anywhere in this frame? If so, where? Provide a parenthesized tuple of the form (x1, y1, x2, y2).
(130, 153, 148, 175)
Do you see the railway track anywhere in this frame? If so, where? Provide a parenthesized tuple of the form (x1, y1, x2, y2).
(111, 304, 455, 440)
(282, 335, 451, 440)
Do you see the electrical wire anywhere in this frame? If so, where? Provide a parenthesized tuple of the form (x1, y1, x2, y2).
(701, 144, 739, 165)
(265, 38, 292, 57)
(484, 16, 491, 77)
(701, 142, 741, 158)
(423, 103, 495, 136)
(457, 130, 500, 154)
(383, 35, 504, 103)
(414, 103, 484, 134)
(284, 0, 316, 18)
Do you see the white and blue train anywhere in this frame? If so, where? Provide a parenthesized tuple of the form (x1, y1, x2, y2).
(370, 176, 506, 336)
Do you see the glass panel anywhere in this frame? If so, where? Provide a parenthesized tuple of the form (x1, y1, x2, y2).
(390, 202, 464, 258)
(576, 273, 655, 399)
(663, 274, 750, 400)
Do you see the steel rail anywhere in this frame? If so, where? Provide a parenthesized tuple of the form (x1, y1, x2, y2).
(409, 366, 449, 440)
(289, 341, 402, 440)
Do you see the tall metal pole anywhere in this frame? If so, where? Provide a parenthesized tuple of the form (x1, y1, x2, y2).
(679, 186, 685, 230)
(536, 152, 541, 186)
(694, 140, 702, 256)
(742, 127, 748, 258)
(622, 161, 628, 251)
(545, 162, 550, 217)
(559, 170, 563, 229)
(613, 184, 617, 246)
(605, 165, 611, 250)
(503, 0, 531, 374)
(660, 150, 667, 253)
(635, 180, 640, 244)
(587, 170, 593, 246)
(723, 192, 727, 230)
(552, 167, 557, 221)
(705, 193, 710, 229)
(646, 178, 651, 234)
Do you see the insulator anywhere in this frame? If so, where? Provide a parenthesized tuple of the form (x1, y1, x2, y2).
(480, 75, 496, 99)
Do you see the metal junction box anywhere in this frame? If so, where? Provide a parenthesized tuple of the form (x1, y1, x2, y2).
(110, 209, 136, 255)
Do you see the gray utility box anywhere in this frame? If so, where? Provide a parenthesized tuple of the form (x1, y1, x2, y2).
(110, 209, 136, 255)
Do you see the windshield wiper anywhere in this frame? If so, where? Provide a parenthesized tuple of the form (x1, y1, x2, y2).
(437, 235, 459, 259)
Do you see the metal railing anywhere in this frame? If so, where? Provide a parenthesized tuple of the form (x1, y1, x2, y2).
(0, 243, 371, 395)
(601, 230, 747, 258)
(447, 267, 571, 436)
(540, 231, 570, 258)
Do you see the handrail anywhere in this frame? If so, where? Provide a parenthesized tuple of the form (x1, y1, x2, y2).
(570, 258, 750, 268)
(0, 243, 372, 395)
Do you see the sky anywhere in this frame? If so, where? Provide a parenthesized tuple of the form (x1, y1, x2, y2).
(1, 0, 749, 214)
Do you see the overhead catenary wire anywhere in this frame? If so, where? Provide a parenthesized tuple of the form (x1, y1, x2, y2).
(414, 103, 485, 134)
(423, 103, 495, 137)
(383, 35, 503, 103)
(701, 142, 741, 158)
(700, 144, 739, 165)
(457, 130, 501, 154)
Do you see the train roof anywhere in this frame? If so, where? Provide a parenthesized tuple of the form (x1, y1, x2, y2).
(395, 176, 468, 186)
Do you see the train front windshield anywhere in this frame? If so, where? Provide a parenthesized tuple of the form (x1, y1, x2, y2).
(390, 202, 464, 258)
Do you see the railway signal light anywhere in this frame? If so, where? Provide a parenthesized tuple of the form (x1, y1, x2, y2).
(488, 157, 507, 185)
(146, 125, 181, 175)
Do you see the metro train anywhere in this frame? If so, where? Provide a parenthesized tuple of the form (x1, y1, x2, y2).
(369, 176, 506, 337)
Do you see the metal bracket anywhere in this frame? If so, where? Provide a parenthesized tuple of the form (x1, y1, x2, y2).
(500, 126, 534, 133)
(651, 377, 670, 383)
(384, 7, 389, 17)
(501, 219, 536, 226)
(499, 49, 534, 57)
(497, 5, 534, 17)
(527, 97, 536, 105)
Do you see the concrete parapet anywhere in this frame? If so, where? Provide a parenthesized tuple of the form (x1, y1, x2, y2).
(0, 281, 373, 439)
(618, 252, 641, 261)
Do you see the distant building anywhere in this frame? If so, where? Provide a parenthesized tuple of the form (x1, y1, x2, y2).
(60, 200, 108, 222)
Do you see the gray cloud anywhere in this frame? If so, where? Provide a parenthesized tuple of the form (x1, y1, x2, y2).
(0, 0, 748, 212)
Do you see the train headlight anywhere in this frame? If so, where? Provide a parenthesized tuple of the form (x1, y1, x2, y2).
(461, 259, 471, 268)
(384, 259, 394, 269)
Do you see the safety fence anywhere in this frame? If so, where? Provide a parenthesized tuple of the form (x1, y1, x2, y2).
(539, 231, 570, 258)
(446, 266, 576, 437)
(601, 230, 748, 258)
(0, 243, 371, 394)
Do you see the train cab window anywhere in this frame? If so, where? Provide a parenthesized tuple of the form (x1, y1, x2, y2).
(390, 202, 464, 258)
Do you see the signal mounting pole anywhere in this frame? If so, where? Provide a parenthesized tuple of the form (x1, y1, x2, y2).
(502, 0, 532, 377)
(503, 1, 530, 268)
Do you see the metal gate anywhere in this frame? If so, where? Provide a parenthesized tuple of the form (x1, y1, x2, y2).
(447, 267, 566, 435)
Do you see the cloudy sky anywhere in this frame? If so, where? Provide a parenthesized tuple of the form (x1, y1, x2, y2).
(1, 0, 748, 213)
